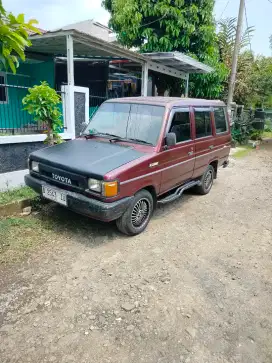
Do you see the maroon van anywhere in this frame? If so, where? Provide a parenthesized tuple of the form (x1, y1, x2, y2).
(25, 97, 231, 235)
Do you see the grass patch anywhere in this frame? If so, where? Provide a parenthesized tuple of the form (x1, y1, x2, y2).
(232, 146, 252, 158)
(0, 186, 37, 205)
(0, 215, 54, 264)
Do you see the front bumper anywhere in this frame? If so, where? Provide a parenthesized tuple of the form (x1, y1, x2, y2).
(25, 174, 133, 222)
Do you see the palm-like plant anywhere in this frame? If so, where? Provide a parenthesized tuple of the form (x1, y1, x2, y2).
(217, 17, 255, 105)
(217, 17, 254, 66)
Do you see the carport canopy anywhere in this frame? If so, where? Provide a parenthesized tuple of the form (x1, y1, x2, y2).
(28, 29, 213, 96)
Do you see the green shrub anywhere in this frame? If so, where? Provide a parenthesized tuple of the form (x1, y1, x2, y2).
(250, 129, 263, 141)
(231, 125, 251, 145)
(22, 81, 63, 145)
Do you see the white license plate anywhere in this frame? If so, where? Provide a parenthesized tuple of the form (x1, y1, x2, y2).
(42, 186, 67, 206)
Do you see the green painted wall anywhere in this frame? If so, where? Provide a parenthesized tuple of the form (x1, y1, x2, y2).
(0, 60, 55, 130)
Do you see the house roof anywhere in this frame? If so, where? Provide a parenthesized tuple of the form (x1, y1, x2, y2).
(28, 27, 47, 35)
(59, 19, 113, 34)
(28, 29, 213, 79)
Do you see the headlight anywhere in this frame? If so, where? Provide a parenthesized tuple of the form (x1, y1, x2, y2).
(88, 178, 102, 193)
(31, 161, 39, 172)
(87, 178, 118, 197)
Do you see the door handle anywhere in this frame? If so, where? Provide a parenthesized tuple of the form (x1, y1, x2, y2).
(188, 151, 194, 156)
(209, 145, 214, 150)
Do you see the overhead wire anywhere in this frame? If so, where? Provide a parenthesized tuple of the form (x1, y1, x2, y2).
(219, 0, 231, 19)
(138, 12, 168, 28)
(244, 1, 252, 52)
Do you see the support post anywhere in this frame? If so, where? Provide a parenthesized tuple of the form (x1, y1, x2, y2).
(185, 74, 189, 97)
(64, 34, 75, 138)
(141, 62, 148, 97)
(66, 34, 74, 86)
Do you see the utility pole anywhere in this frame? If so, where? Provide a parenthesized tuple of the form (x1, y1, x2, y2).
(227, 0, 245, 111)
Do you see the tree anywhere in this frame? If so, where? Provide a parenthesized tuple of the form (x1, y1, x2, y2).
(217, 17, 255, 105)
(0, 1, 40, 73)
(249, 56, 272, 107)
(103, 0, 228, 98)
(22, 82, 63, 145)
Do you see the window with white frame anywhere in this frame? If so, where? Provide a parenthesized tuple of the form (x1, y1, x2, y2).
(0, 72, 8, 103)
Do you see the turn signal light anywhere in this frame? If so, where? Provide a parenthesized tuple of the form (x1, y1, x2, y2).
(103, 181, 118, 197)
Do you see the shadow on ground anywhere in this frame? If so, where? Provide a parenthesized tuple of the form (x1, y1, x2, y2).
(34, 188, 198, 248)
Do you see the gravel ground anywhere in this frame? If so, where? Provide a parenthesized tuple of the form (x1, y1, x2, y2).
(0, 144, 272, 363)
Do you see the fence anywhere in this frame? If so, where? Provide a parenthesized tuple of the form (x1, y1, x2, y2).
(0, 83, 66, 136)
(89, 89, 119, 120)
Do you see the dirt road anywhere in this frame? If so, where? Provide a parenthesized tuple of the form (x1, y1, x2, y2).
(1, 145, 272, 363)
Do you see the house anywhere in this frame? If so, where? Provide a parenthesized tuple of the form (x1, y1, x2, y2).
(0, 59, 55, 134)
(0, 20, 123, 135)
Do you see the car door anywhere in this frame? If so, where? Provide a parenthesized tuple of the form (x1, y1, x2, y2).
(212, 106, 231, 166)
(159, 107, 195, 195)
(192, 107, 216, 179)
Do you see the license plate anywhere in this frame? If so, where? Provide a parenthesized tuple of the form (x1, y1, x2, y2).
(42, 185, 67, 206)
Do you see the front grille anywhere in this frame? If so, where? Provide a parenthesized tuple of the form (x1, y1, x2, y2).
(38, 163, 87, 191)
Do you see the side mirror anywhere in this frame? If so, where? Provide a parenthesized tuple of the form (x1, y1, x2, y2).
(165, 132, 176, 147)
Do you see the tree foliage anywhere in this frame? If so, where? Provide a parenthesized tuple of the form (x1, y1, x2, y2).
(103, 0, 227, 98)
(249, 56, 272, 107)
(104, 0, 215, 55)
(217, 17, 255, 105)
(0, 1, 40, 73)
(22, 82, 63, 145)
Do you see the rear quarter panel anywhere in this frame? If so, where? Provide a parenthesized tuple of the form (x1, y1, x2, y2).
(193, 136, 215, 179)
(192, 106, 231, 179)
(213, 133, 231, 167)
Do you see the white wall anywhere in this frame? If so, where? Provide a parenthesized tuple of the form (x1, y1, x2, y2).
(0, 169, 28, 192)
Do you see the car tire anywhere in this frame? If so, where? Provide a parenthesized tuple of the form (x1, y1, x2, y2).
(195, 164, 215, 195)
(116, 190, 154, 236)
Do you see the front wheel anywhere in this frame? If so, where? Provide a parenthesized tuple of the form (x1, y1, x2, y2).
(195, 165, 215, 195)
(116, 190, 154, 235)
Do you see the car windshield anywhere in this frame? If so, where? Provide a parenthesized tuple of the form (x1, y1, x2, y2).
(83, 102, 165, 146)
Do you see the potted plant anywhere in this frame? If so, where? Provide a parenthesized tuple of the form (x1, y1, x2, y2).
(22, 81, 63, 145)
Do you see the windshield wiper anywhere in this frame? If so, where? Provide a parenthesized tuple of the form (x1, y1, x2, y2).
(84, 132, 120, 139)
(126, 138, 153, 145)
(84, 133, 153, 146)
(109, 137, 153, 145)
(109, 136, 130, 143)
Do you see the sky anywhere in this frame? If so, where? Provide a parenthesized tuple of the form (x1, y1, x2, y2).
(4, 0, 272, 56)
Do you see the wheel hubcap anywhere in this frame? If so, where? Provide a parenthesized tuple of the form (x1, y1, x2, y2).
(131, 198, 150, 228)
(204, 170, 213, 189)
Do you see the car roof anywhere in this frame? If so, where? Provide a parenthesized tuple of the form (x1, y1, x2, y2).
(104, 96, 226, 108)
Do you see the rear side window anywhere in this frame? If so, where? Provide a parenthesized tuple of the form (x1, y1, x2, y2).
(214, 107, 228, 133)
(194, 108, 212, 138)
(169, 108, 191, 142)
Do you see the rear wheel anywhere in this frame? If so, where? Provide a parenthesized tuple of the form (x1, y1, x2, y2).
(195, 165, 215, 195)
(116, 190, 154, 235)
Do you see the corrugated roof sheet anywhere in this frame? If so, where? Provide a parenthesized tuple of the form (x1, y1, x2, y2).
(143, 52, 213, 73)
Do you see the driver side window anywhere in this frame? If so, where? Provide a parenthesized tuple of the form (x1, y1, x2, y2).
(169, 108, 191, 143)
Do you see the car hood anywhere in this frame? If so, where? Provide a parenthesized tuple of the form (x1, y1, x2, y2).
(30, 139, 146, 178)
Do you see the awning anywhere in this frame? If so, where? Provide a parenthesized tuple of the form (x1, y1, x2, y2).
(143, 52, 213, 74)
(28, 29, 213, 80)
